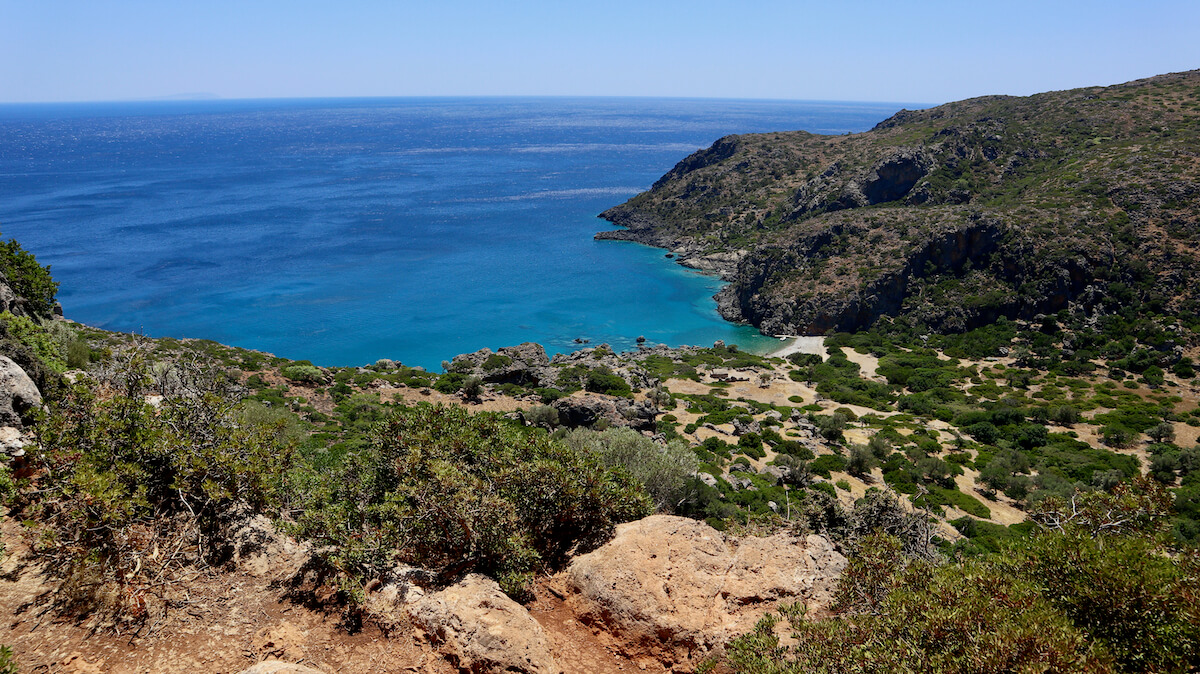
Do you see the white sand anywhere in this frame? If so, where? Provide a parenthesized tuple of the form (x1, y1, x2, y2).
(768, 335, 827, 360)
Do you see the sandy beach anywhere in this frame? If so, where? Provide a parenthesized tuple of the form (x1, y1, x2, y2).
(767, 335, 827, 359)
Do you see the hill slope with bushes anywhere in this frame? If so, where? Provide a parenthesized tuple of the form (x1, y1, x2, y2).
(599, 70, 1200, 337)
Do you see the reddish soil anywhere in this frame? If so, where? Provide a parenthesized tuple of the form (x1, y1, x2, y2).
(0, 521, 454, 674)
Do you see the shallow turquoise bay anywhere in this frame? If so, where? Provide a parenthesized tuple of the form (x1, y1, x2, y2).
(0, 97, 904, 369)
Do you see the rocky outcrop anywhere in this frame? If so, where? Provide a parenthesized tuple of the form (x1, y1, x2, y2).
(565, 515, 846, 667)
(449, 342, 551, 386)
(225, 510, 311, 581)
(792, 148, 936, 215)
(552, 393, 658, 432)
(238, 662, 325, 674)
(0, 426, 32, 458)
(0, 356, 42, 428)
(0, 281, 37, 318)
(409, 574, 558, 674)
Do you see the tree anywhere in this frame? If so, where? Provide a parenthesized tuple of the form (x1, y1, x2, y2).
(0, 237, 59, 316)
(1146, 421, 1176, 444)
(846, 444, 876, 478)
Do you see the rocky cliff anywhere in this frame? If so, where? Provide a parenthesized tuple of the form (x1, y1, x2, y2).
(599, 70, 1200, 335)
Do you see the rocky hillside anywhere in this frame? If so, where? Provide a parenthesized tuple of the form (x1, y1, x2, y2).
(598, 70, 1200, 336)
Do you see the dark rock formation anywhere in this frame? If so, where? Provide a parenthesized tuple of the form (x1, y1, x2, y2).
(552, 393, 658, 432)
(449, 342, 551, 386)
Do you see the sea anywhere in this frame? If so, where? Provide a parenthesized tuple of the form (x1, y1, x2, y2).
(0, 97, 904, 370)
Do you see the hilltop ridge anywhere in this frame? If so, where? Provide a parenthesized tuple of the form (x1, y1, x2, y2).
(599, 69, 1200, 336)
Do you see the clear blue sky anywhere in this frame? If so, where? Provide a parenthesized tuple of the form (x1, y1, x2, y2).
(3, 0, 1198, 105)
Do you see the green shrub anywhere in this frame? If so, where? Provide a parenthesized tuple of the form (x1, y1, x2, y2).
(433, 371, 466, 393)
(727, 480, 1198, 673)
(809, 481, 837, 497)
(0, 645, 15, 674)
(26, 354, 293, 619)
(292, 404, 650, 597)
(564, 427, 698, 513)
(0, 312, 65, 372)
(523, 404, 560, 428)
(810, 454, 847, 478)
(481, 353, 512, 371)
(0, 237, 58, 316)
(280, 363, 324, 384)
(585, 366, 631, 396)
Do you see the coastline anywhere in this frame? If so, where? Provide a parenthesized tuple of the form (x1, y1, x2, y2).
(766, 335, 826, 359)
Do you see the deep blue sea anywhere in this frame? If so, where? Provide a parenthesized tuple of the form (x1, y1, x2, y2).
(0, 97, 901, 369)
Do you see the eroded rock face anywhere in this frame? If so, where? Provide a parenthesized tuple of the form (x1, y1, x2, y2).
(0, 355, 42, 428)
(565, 515, 846, 667)
(238, 662, 325, 674)
(551, 393, 657, 432)
(0, 280, 37, 318)
(449, 342, 551, 386)
(409, 574, 558, 674)
(225, 510, 312, 581)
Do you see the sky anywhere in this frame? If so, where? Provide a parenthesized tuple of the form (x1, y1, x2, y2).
(2, 0, 1198, 105)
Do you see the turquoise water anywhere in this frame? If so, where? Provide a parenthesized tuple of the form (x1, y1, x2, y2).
(0, 98, 901, 369)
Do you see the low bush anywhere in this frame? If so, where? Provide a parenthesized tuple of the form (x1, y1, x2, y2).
(292, 403, 650, 597)
(564, 427, 698, 513)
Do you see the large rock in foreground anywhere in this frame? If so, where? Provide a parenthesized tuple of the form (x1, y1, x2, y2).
(565, 515, 846, 667)
(409, 574, 558, 674)
(0, 355, 41, 428)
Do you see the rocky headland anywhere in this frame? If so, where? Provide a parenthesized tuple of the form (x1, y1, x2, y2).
(599, 70, 1200, 336)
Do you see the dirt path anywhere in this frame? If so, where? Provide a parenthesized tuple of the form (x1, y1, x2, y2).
(0, 522, 450, 674)
(840, 348, 882, 380)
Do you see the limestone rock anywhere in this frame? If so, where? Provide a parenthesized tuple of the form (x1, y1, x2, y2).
(0, 280, 36, 317)
(566, 515, 846, 666)
(408, 574, 558, 674)
(450, 342, 551, 386)
(238, 662, 325, 674)
(551, 393, 657, 432)
(226, 510, 311, 581)
(731, 417, 761, 436)
(0, 356, 42, 428)
(0, 426, 31, 457)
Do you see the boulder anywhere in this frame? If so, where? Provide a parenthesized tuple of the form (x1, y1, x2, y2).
(408, 574, 558, 674)
(565, 515, 846, 667)
(551, 393, 657, 432)
(0, 280, 36, 318)
(0, 426, 30, 457)
(225, 509, 311, 581)
(731, 417, 761, 436)
(0, 356, 41, 428)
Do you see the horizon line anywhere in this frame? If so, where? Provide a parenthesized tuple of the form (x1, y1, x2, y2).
(0, 93, 938, 109)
